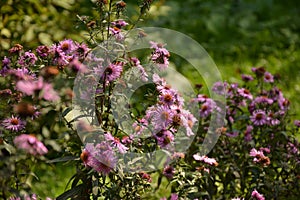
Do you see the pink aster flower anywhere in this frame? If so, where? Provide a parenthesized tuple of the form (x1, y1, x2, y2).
(294, 120, 300, 127)
(155, 129, 174, 149)
(36, 45, 50, 57)
(193, 154, 218, 166)
(131, 57, 148, 81)
(251, 189, 265, 200)
(58, 39, 75, 54)
(250, 110, 267, 126)
(150, 41, 170, 70)
(237, 88, 253, 100)
(264, 71, 274, 83)
(163, 165, 175, 179)
(81, 142, 117, 174)
(2, 115, 26, 131)
(241, 74, 253, 82)
(16, 77, 60, 101)
(14, 134, 48, 156)
(146, 105, 173, 130)
(18, 51, 37, 67)
(249, 148, 270, 166)
(104, 132, 128, 154)
(104, 62, 123, 82)
(254, 96, 273, 105)
(212, 81, 227, 96)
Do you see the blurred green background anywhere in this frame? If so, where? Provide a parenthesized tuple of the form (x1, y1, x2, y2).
(1, 0, 300, 198)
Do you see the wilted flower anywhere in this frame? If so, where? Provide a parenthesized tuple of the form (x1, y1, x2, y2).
(249, 148, 270, 166)
(18, 51, 37, 67)
(14, 134, 48, 156)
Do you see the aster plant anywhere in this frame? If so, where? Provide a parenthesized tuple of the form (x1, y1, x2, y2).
(0, 1, 299, 200)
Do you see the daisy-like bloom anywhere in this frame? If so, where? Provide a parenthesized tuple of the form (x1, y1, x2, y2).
(146, 105, 173, 131)
(81, 142, 117, 174)
(14, 134, 48, 156)
(294, 120, 300, 127)
(264, 71, 274, 83)
(58, 39, 75, 54)
(131, 57, 148, 81)
(1, 56, 11, 76)
(104, 132, 128, 154)
(36, 45, 50, 57)
(278, 92, 290, 111)
(241, 74, 253, 82)
(244, 125, 253, 142)
(155, 129, 174, 149)
(18, 51, 37, 67)
(74, 42, 90, 59)
(49, 44, 69, 66)
(2, 115, 26, 131)
(109, 27, 125, 41)
(250, 110, 267, 126)
(266, 111, 280, 126)
(163, 165, 175, 179)
(111, 19, 128, 28)
(251, 189, 265, 200)
(193, 154, 218, 166)
(16, 77, 60, 101)
(68, 58, 87, 73)
(199, 99, 215, 118)
(9, 67, 35, 80)
(103, 62, 123, 82)
(212, 81, 227, 96)
(252, 66, 266, 77)
(237, 88, 253, 100)
(150, 41, 170, 70)
(159, 89, 176, 106)
(132, 118, 148, 135)
(249, 148, 270, 166)
(254, 96, 273, 105)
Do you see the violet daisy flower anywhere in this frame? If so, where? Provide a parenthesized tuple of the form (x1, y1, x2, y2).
(294, 120, 300, 127)
(36, 45, 50, 57)
(155, 129, 174, 149)
(18, 51, 37, 67)
(163, 165, 175, 179)
(212, 81, 227, 96)
(104, 62, 123, 82)
(146, 105, 173, 131)
(193, 154, 218, 166)
(251, 189, 265, 200)
(14, 134, 48, 155)
(131, 57, 148, 81)
(250, 110, 267, 126)
(244, 125, 253, 142)
(237, 88, 253, 100)
(199, 99, 216, 118)
(2, 115, 26, 131)
(241, 74, 253, 82)
(254, 96, 273, 105)
(58, 39, 75, 54)
(81, 142, 117, 174)
(104, 132, 128, 154)
(249, 148, 270, 166)
(264, 71, 274, 83)
(150, 41, 170, 70)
